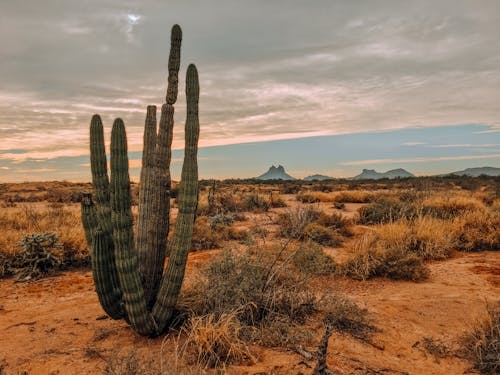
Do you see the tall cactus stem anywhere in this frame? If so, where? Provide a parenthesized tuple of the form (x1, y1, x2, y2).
(152, 64, 199, 330)
(110, 119, 157, 335)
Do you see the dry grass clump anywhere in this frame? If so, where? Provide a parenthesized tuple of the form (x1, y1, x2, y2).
(303, 223, 342, 247)
(191, 216, 248, 250)
(460, 302, 500, 374)
(296, 191, 332, 203)
(185, 247, 316, 325)
(452, 210, 500, 252)
(342, 217, 459, 281)
(0, 203, 87, 256)
(342, 246, 429, 281)
(182, 245, 369, 355)
(334, 190, 375, 204)
(357, 197, 417, 224)
(268, 192, 287, 208)
(278, 206, 321, 239)
(317, 212, 354, 237)
(179, 311, 253, 368)
(421, 195, 486, 219)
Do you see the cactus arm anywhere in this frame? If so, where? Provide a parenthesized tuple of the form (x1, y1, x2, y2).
(152, 64, 199, 330)
(166, 24, 182, 105)
(136, 24, 181, 308)
(135, 105, 161, 307)
(85, 116, 125, 319)
(110, 118, 157, 335)
(91, 229, 126, 319)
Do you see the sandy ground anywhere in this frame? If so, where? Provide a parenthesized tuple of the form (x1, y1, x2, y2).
(0, 249, 498, 375)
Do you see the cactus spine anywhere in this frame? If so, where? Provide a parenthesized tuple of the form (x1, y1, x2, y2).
(81, 24, 199, 336)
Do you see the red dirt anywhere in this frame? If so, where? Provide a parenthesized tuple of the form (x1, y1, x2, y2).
(1, 250, 498, 374)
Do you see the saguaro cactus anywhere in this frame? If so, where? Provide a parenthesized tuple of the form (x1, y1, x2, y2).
(81, 24, 200, 336)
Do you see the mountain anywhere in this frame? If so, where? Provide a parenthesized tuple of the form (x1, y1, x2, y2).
(256, 165, 296, 180)
(352, 168, 415, 180)
(303, 174, 334, 181)
(444, 166, 500, 177)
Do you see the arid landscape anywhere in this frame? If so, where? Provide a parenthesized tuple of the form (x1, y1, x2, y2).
(0, 177, 498, 374)
(2, 2, 500, 375)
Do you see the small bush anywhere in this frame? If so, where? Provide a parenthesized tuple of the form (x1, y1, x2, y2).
(180, 311, 253, 368)
(358, 198, 416, 224)
(303, 223, 342, 247)
(292, 241, 336, 275)
(296, 191, 331, 203)
(278, 206, 321, 239)
(334, 191, 374, 203)
(460, 302, 500, 374)
(317, 212, 353, 237)
(242, 192, 270, 212)
(11, 232, 63, 282)
(268, 193, 287, 208)
(183, 246, 316, 330)
(421, 196, 485, 220)
(453, 211, 500, 252)
(342, 230, 430, 281)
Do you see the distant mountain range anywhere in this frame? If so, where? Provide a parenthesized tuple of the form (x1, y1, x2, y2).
(441, 167, 500, 177)
(256, 165, 296, 180)
(255, 165, 500, 181)
(352, 168, 415, 180)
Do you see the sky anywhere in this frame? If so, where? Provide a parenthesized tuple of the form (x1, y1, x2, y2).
(0, 0, 499, 181)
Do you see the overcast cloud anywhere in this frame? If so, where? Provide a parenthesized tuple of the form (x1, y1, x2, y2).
(0, 0, 499, 180)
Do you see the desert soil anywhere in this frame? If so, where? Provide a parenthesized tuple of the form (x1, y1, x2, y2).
(0, 249, 498, 375)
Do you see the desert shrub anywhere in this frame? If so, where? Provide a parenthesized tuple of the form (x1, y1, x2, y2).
(183, 247, 316, 329)
(241, 192, 270, 212)
(191, 217, 220, 250)
(0, 251, 14, 278)
(10, 232, 63, 282)
(317, 212, 353, 237)
(254, 319, 314, 348)
(192, 216, 248, 250)
(179, 311, 253, 368)
(303, 223, 342, 247)
(268, 192, 287, 208)
(356, 219, 455, 261)
(358, 197, 417, 224)
(292, 241, 336, 275)
(278, 206, 321, 239)
(420, 195, 485, 219)
(208, 213, 235, 229)
(281, 184, 301, 194)
(333, 201, 345, 209)
(452, 210, 500, 252)
(460, 302, 500, 374)
(0, 204, 87, 256)
(311, 184, 333, 193)
(296, 191, 331, 203)
(342, 227, 432, 281)
(334, 191, 374, 203)
(216, 192, 242, 213)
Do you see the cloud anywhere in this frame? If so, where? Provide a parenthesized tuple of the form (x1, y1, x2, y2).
(401, 142, 428, 146)
(339, 153, 500, 166)
(1, 1, 500, 180)
(430, 143, 500, 148)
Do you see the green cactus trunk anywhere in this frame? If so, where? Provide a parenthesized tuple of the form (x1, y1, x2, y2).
(81, 24, 200, 336)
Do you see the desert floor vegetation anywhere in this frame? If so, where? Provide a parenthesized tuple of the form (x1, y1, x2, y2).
(0, 178, 499, 374)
